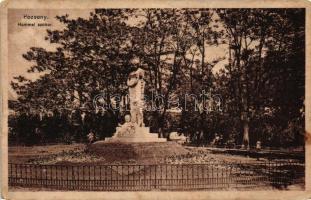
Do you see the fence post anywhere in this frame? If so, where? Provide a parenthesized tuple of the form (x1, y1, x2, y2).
(155, 165, 157, 189)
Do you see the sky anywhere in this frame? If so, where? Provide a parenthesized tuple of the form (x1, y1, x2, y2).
(8, 9, 228, 98)
(8, 9, 93, 80)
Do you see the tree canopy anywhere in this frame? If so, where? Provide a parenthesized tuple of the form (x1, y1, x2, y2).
(10, 8, 305, 147)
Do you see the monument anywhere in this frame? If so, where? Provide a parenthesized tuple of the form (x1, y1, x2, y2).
(88, 68, 188, 163)
(104, 68, 167, 143)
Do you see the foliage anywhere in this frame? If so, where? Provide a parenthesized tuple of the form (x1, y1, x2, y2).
(10, 9, 305, 147)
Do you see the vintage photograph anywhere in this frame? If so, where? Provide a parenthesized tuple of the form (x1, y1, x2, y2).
(6, 8, 305, 192)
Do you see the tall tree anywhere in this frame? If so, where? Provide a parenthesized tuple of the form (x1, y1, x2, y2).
(216, 9, 305, 148)
(12, 9, 134, 113)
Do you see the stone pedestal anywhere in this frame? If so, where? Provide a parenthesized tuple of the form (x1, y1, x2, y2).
(104, 124, 167, 143)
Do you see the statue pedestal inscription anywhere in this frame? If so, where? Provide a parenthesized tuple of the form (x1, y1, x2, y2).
(104, 68, 167, 143)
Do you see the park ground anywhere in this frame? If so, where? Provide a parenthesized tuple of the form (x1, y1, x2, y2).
(8, 143, 305, 191)
(9, 143, 271, 165)
(8, 143, 303, 165)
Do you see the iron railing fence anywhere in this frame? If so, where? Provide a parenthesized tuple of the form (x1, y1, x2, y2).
(9, 161, 304, 191)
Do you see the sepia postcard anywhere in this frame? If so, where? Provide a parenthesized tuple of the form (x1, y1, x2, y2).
(1, 0, 311, 199)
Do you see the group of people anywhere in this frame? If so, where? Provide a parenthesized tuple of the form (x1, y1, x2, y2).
(9, 108, 118, 145)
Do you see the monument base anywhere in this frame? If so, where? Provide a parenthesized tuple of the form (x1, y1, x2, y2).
(87, 141, 189, 163)
(104, 124, 167, 143)
(105, 137, 167, 143)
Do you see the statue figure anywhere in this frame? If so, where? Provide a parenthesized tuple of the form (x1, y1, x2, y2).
(127, 68, 145, 127)
(104, 67, 167, 142)
(114, 114, 135, 137)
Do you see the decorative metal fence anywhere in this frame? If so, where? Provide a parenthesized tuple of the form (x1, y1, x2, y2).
(9, 161, 304, 191)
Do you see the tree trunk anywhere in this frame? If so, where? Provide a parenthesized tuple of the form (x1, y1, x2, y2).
(242, 117, 250, 149)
